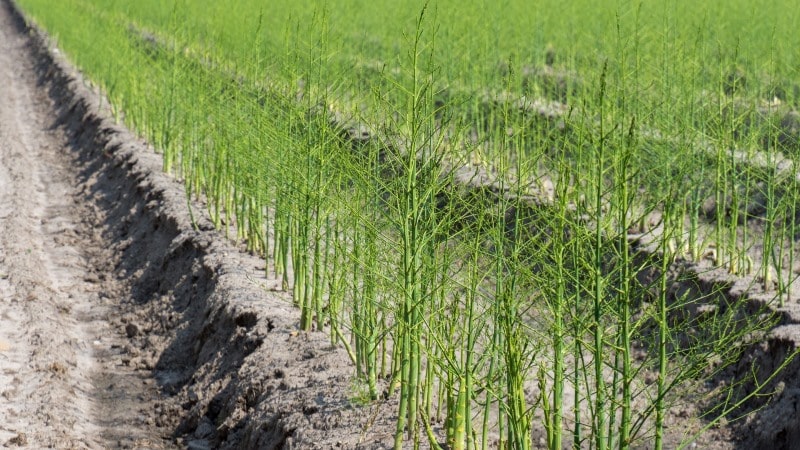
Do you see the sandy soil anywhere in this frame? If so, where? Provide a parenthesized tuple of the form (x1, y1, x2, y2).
(0, 6, 173, 448)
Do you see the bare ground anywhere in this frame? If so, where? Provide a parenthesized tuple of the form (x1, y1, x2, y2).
(0, 5, 174, 448)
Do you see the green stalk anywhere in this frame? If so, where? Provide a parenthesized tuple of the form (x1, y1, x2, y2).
(548, 160, 573, 450)
(727, 143, 740, 274)
(326, 217, 340, 345)
(617, 117, 636, 450)
(550, 252, 565, 450)
(764, 161, 776, 294)
(593, 60, 609, 450)
(688, 171, 702, 261)
(714, 61, 728, 268)
(788, 157, 799, 306)
(352, 224, 365, 375)
(571, 119, 589, 450)
(654, 200, 675, 450)
(451, 378, 468, 450)
(312, 208, 324, 331)
(395, 6, 430, 447)
(365, 228, 379, 400)
(482, 301, 501, 450)
(573, 238, 584, 450)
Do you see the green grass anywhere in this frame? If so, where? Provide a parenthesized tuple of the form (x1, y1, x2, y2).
(15, 0, 800, 448)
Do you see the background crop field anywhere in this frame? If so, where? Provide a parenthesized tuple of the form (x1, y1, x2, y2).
(15, 0, 800, 449)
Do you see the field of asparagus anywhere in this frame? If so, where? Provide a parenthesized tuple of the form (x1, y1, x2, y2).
(13, 0, 800, 448)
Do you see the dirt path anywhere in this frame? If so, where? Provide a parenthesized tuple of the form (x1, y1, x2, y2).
(0, 5, 173, 448)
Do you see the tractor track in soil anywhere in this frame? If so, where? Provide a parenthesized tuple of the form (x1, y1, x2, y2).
(0, 3, 173, 447)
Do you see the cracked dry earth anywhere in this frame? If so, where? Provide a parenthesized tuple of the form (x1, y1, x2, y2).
(0, 7, 173, 449)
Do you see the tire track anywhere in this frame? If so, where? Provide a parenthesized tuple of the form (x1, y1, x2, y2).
(0, 4, 172, 448)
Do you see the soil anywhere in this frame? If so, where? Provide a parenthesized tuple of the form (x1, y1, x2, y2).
(0, 5, 174, 447)
(3, 0, 800, 448)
